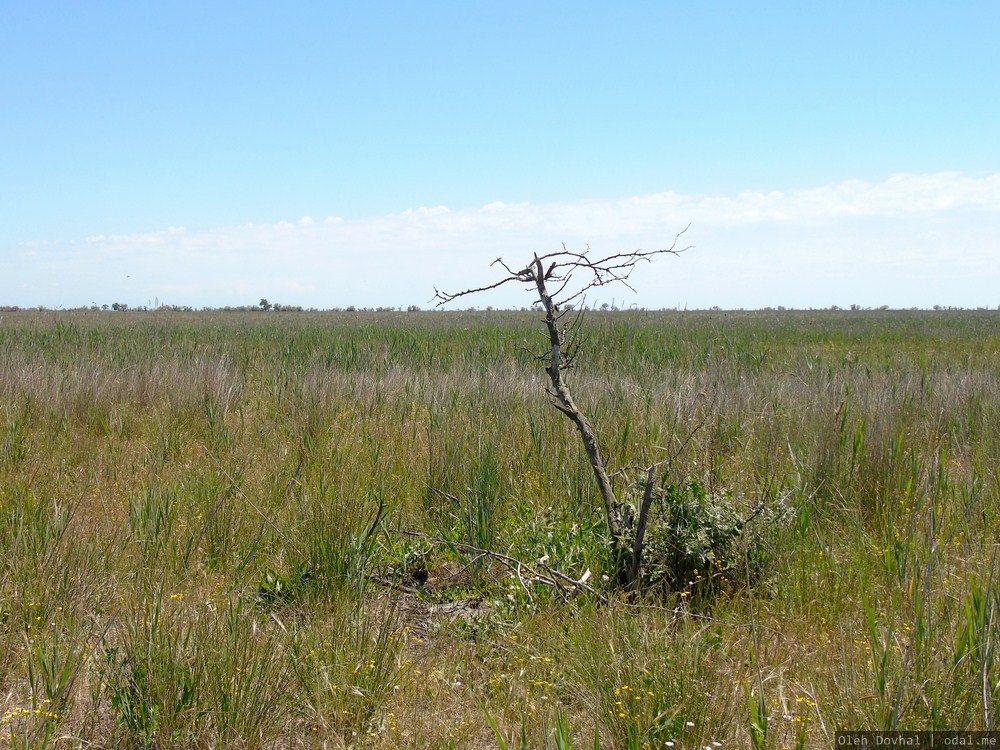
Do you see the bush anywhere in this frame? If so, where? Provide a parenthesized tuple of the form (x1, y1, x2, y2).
(638, 479, 787, 599)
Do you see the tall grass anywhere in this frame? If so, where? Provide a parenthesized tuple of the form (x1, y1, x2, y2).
(1, 309, 999, 746)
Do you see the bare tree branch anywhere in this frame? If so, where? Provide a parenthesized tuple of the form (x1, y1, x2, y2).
(430, 275, 525, 305)
(432, 226, 691, 311)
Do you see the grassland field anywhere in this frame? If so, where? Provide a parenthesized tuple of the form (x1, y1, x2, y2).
(2, 308, 1000, 748)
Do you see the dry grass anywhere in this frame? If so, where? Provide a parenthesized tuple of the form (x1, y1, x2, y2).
(1, 309, 999, 747)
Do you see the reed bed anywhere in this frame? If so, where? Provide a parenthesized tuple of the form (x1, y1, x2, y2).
(1, 309, 999, 747)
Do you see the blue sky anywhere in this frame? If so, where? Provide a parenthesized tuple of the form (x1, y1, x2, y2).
(2, 2, 998, 309)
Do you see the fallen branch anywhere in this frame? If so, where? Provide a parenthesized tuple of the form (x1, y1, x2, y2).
(395, 527, 608, 604)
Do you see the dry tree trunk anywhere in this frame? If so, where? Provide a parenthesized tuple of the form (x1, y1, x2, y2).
(528, 255, 632, 583)
(433, 232, 690, 591)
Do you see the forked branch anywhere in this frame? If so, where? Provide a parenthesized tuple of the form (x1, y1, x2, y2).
(431, 226, 690, 310)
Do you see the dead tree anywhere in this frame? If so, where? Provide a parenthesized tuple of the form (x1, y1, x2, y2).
(432, 229, 691, 590)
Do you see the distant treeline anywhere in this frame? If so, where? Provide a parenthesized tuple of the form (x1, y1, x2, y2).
(1, 301, 998, 314)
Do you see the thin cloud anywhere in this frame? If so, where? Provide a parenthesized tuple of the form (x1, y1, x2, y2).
(5, 173, 999, 310)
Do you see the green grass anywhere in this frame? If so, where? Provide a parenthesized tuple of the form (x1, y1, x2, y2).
(1, 308, 999, 747)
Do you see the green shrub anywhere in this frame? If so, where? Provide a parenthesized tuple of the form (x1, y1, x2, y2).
(639, 479, 787, 599)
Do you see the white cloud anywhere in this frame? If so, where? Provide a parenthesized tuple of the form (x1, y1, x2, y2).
(5, 172, 1000, 309)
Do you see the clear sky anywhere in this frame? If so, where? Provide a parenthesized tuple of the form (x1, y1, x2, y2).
(2, 2, 998, 310)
